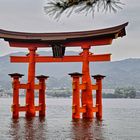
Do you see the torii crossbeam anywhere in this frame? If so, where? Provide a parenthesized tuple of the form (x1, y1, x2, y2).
(0, 22, 128, 119)
(10, 54, 111, 63)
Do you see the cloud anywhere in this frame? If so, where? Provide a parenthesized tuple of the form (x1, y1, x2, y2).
(0, 0, 139, 60)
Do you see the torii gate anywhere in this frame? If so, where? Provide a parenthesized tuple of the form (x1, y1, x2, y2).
(0, 22, 128, 119)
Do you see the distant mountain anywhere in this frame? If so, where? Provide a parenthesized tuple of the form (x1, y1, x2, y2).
(0, 51, 140, 89)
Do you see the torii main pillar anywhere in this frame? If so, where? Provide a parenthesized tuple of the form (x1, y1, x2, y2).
(81, 44, 93, 119)
(26, 47, 37, 118)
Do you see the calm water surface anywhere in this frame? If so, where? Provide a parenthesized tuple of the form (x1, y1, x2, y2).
(0, 98, 140, 140)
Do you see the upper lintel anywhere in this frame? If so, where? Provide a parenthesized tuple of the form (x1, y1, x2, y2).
(0, 22, 128, 47)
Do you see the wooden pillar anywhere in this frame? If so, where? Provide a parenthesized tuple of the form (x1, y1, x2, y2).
(69, 72, 82, 119)
(36, 75, 49, 117)
(92, 75, 105, 121)
(9, 73, 24, 119)
(26, 47, 37, 118)
(81, 44, 93, 119)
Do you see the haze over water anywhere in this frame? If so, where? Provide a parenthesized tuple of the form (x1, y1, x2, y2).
(0, 98, 140, 140)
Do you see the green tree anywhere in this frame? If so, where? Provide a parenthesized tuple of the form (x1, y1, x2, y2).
(44, 0, 124, 18)
(124, 87, 136, 98)
(114, 87, 124, 98)
(114, 87, 136, 98)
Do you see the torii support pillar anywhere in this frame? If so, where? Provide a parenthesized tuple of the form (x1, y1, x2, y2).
(69, 72, 82, 119)
(26, 47, 37, 118)
(81, 44, 93, 119)
(36, 75, 49, 117)
(92, 75, 105, 121)
(9, 73, 24, 119)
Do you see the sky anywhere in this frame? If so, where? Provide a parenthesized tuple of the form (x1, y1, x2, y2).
(0, 0, 139, 61)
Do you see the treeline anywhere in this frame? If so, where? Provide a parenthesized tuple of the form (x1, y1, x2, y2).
(46, 87, 137, 98)
(47, 90, 71, 98)
(103, 87, 136, 98)
(1, 86, 137, 99)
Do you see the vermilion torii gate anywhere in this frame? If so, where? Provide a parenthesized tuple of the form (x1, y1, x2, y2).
(0, 22, 128, 119)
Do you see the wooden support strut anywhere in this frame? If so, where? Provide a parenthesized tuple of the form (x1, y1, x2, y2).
(19, 83, 41, 90)
(36, 75, 49, 117)
(92, 75, 105, 121)
(69, 72, 82, 119)
(9, 73, 24, 119)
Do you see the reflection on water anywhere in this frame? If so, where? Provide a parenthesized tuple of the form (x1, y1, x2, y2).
(0, 98, 140, 140)
(10, 118, 105, 140)
(10, 118, 47, 140)
(71, 119, 104, 140)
